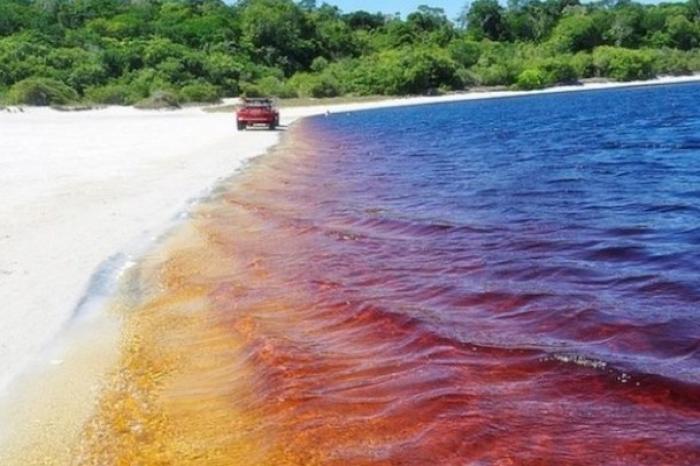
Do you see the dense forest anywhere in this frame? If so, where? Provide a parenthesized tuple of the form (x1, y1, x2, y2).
(1, 0, 700, 105)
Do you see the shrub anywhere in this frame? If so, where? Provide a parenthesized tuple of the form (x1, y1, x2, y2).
(179, 82, 221, 103)
(456, 67, 479, 88)
(309, 74, 342, 97)
(571, 52, 595, 78)
(651, 49, 692, 76)
(474, 63, 514, 86)
(84, 83, 133, 105)
(516, 68, 547, 90)
(401, 48, 461, 94)
(593, 46, 655, 81)
(539, 57, 578, 84)
(688, 49, 700, 72)
(68, 62, 107, 93)
(239, 81, 264, 97)
(7, 77, 78, 106)
(125, 68, 178, 101)
(310, 57, 329, 73)
(448, 39, 481, 68)
(289, 72, 342, 98)
(203, 52, 243, 95)
(134, 90, 180, 109)
(257, 76, 297, 98)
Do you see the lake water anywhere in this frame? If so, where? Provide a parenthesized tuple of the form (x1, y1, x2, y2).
(80, 84, 700, 464)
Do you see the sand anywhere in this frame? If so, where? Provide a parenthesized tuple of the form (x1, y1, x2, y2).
(0, 107, 280, 393)
(0, 74, 698, 445)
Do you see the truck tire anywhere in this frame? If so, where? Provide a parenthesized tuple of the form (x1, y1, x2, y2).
(237, 121, 246, 131)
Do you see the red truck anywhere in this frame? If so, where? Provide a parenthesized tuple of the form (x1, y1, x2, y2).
(236, 97, 280, 131)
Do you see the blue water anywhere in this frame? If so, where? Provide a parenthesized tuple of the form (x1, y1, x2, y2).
(303, 84, 700, 383)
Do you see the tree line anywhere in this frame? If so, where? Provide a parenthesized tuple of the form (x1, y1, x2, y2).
(1, 0, 699, 105)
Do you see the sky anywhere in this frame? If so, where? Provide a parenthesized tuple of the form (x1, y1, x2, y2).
(322, 1, 667, 20)
(327, 1, 466, 20)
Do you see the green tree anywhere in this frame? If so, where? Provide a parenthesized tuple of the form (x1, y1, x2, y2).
(239, 0, 314, 74)
(666, 14, 699, 50)
(464, 0, 507, 40)
(605, 5, 645, 47)
(688, 0, 700, 20)
(448, 39, 482, 68)
(0, 0, 698, 105)
(342, 11, 385, 30)
(549, 13, 602, 53)
(0, 1, 29, 36)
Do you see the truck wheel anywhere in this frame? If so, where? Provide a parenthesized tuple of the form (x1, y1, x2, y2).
(237, 121, 246, 131)
(269, 122, 276, 130)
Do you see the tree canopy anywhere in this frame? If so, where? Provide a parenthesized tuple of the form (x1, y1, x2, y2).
(0, 0, 699, 105)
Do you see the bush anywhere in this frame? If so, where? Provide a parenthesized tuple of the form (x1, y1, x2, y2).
(84, 83, 133, 105)
(401, 48, 461, 94)
(539, 57, 578, 84)
(339, 46, 461, 96)
(516, 68, 547, 89)
(571, 52, 595, 78)
(68, 62, 107, 93)
(310, 57, 329, 73)
(651, 49, 692, 76)
(473, 63, 514, 86)
(203, 52, 242, 94)
(257, 76, 297, 98)
(448, 39, 481, 68)
(309, 74, 343, 97)
(134, 90, 180, 109)
(179, 82, 221, 103)
(7, 77, 78, 106)
(289, 72, 342, 98)
(593, 46, 655, 81)
(456, 67, 479, 88)
(688, 49, 700, 72)
(125, 68, 177, 100)
(239, 81, 264, 97)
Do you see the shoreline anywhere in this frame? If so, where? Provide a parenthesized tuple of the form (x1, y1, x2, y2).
(279, 74, 700, 118)
(0, 74, 699, 460)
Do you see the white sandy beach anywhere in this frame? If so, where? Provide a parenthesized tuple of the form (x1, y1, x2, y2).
(0, 106, 281, 393)
(0, 73, 699, 407)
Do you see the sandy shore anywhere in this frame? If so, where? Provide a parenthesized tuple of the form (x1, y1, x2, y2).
(0, 75, 698, 455)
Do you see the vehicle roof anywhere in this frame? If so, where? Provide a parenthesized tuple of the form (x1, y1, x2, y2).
(241, 97, 275, 105)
